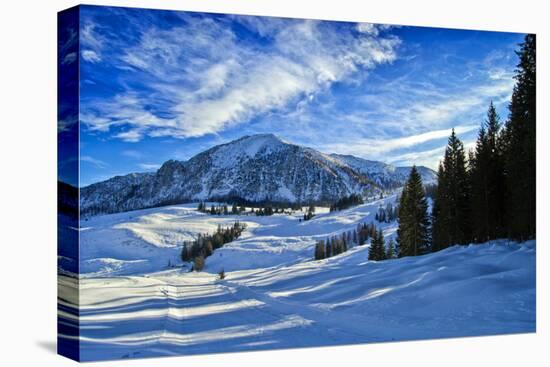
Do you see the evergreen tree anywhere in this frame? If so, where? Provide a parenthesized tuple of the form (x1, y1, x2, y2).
(431, 163, 446, 252)
(314, 241, 326, 260)
(470, 102, 507, 242)
(204, 241, 213, 257)
(325, 240, 332, 258)
(180, 243, 192, 262)
(369, 229, 386, 261)
(397, 165, 430, 257)
(503, 34, 536, 240)
(431, 130, 472, 249)
(193, 255, 205, 271)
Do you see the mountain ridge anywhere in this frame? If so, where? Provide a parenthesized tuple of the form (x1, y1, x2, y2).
(80, 134, 436, 216)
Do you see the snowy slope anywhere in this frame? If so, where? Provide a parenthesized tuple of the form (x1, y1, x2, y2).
(60, 197, 535, 361)
(80, 134, 436, 216)
(331, 153, 437, 187)
(78, 196, 399, 276)
(60, 237, 535, 361)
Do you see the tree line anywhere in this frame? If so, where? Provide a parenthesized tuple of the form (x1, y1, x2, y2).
(329, 194, 364, 212)
(398, 35, 535, 257)
(198, 201, 307, 217)
(197, 202, 247, 215)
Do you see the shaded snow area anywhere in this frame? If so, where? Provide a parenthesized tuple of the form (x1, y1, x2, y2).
(59, 196, 536, 361)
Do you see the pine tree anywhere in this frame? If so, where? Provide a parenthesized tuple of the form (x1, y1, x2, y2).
(470, 102, 506, 242)
(431, 130, 472, 249)
(314, 241, 326, 260)
(397, 165, 430, 257)
(431, 163, 446, 251)
(325, 240, 332, 258)
(204, 241, 213, 257)
(369, 229, 386, 261)
(503, 34, 536, 240)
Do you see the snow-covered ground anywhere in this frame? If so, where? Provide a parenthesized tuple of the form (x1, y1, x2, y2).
(58, 195, 536, 361)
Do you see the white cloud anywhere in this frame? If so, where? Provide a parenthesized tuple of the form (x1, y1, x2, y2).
(81, 23, 104, 51)
(82, 16, 400, 141)
(321, 125, 478, 161)
(81, 93, 179, 141)
(389, 146, 447, 168)
(82, 50, 101, 63)
(357, 23, 378, 35)
(80, 155, 108, 169)
(115, 130, 144, 143)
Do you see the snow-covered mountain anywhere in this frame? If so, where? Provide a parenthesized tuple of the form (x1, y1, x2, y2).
(80, 134, 436, 216)
(330, 154, 437, 188)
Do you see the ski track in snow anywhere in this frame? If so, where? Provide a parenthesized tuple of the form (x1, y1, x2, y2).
(58, 195, 536, 361)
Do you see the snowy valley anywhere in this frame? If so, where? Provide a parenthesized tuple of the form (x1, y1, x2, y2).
(58, 194, 536, 361)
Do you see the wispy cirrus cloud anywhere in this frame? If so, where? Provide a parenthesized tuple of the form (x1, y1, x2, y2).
(80, 155, 108, 169)
(80, 13, 400, 142)
(80, 22, 104, 63)
(320, 125, 478, 159)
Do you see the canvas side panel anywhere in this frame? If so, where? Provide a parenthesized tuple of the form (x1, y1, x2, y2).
(57, 5, 80, 362)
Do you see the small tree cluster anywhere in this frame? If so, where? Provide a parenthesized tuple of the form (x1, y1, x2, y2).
(356, 222, 377, 246)
(314, 222, 397, 262)
(330, 194, 364, 212)
(181, 221, 247, 271)
(231, 203, 246, 215)
(197, 203, 231, 215)
(254, 206, 275, 216)
(303, 205, 316, 221)
(315, 232, 349, 260)
(375, 203, 398, 223)
(197, 201, 207, 212)
(198, 202, 246, 216)
(314, 241, 326, 260)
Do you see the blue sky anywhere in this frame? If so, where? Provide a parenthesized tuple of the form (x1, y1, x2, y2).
(73, 5, 525, 186)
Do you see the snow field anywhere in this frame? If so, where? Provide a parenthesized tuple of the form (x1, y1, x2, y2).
(58, 195, 535, 361)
